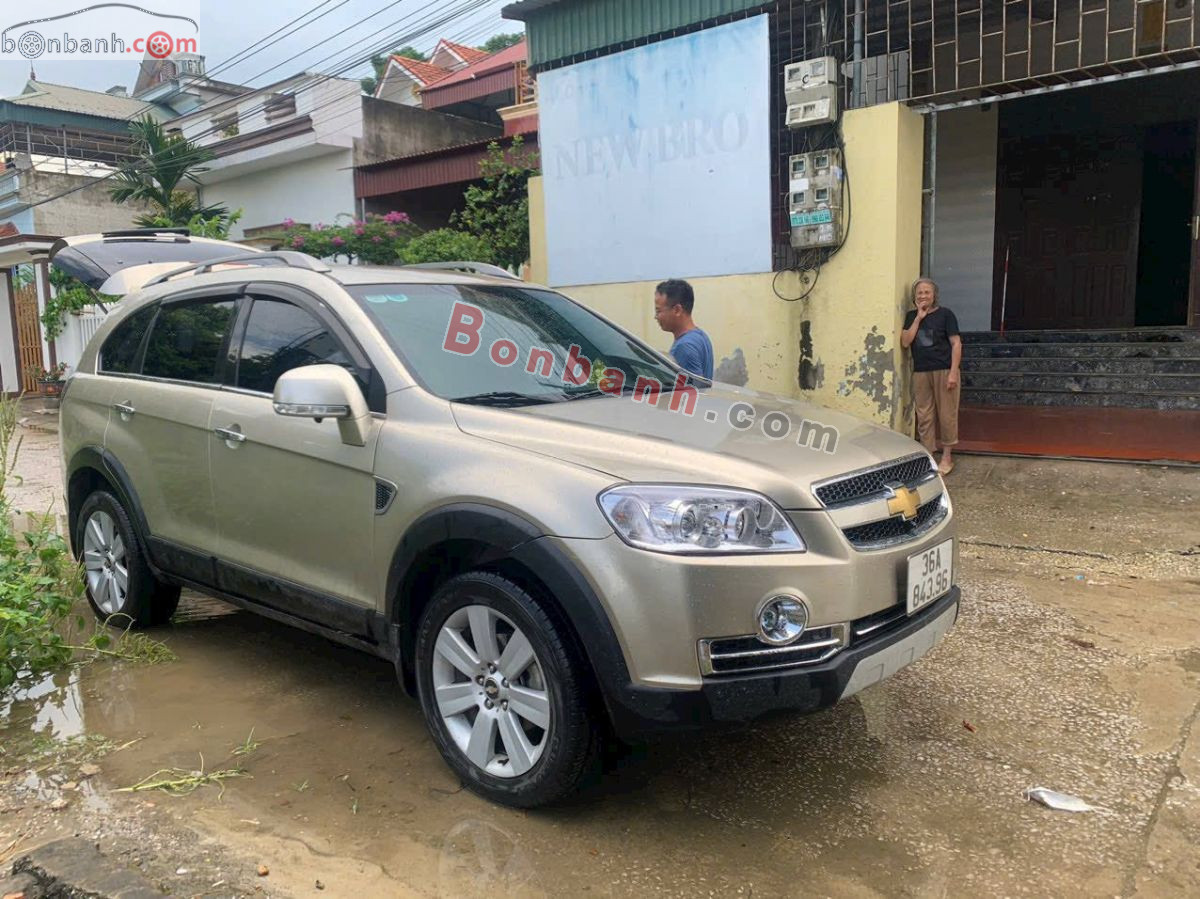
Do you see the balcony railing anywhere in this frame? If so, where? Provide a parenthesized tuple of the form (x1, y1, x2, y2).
(515, 60, 537, 106)
(0, 122, 137, 168)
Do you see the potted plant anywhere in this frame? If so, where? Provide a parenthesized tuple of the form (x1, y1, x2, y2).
(27, 362, 69, 409)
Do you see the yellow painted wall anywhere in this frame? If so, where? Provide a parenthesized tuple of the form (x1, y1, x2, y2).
(527, 102, 925, 434)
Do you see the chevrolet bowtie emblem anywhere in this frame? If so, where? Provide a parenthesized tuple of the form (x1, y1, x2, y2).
(886, 484, 921, 521)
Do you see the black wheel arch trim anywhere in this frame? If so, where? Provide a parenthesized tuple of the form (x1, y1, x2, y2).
(386, 503, 635, 719)
(66, 446, 153, 561)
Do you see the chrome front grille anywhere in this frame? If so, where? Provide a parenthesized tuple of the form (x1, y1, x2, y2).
(814, 453, 935, 507)
(842, 495, 948, 549)
(699, 624, 849, 675)
(813, 454, 947, 551)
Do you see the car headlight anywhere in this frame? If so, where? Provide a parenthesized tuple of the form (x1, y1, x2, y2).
(597, 485, 806, 554)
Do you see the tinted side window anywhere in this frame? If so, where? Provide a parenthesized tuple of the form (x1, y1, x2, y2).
(142, 299, 236, 384)
(236, 298, 355, 394)
(99, 305, 156, 373)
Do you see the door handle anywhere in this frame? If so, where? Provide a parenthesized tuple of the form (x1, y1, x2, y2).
(213, 426, 246, 444)
(112, 402, 135, 416)
(1193, 215, 1199, 241)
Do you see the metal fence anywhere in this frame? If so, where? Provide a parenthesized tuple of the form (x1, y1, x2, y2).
(56, 307, 109, 374)
(0, 122, 138, 168)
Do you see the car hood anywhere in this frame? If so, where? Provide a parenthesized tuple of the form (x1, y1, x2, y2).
(451, 383, 928, 510)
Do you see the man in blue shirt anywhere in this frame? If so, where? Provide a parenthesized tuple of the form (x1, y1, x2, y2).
(653, 279, 714, 379)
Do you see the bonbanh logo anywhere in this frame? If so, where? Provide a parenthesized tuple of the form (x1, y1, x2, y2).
(2, 4, 199, 61)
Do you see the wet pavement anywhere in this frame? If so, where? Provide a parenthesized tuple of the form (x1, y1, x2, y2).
(3, 426, 1199, 897)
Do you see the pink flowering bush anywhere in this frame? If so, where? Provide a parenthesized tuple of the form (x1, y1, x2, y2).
(276, 211, 419, 264)
(275, 210, 502, 269)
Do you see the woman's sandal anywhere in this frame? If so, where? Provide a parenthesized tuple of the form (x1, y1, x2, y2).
(938, 459, 955, 476)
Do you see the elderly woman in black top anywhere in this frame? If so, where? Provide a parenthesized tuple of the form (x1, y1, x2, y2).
(900, 278, 962, 475)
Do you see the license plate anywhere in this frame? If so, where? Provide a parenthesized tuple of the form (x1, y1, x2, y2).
(907, 539, 953, 615)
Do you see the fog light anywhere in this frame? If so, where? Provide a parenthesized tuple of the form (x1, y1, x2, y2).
(757, 596, 808, 645)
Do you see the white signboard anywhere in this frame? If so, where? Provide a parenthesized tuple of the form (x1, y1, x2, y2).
(538, 16, 772, 286)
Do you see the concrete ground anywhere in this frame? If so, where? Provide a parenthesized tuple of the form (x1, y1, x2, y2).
(2, 421, 1198, 898)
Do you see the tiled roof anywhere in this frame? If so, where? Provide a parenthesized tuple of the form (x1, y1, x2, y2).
(439, 40, 491, 65)
(9, 80, 161, 120)
(388, 56, 452, 87)
(421, 39, 527, 93)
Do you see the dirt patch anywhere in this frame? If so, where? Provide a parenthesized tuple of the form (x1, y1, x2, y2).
(4, 430, 1199, 896)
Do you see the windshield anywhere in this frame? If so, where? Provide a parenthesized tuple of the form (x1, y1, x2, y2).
(347, 284, 692, 406)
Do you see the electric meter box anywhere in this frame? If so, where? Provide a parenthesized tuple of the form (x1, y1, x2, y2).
(788, 149, 844, 249)
(786, 85, 837, 128)
(784, 56, 839, 105)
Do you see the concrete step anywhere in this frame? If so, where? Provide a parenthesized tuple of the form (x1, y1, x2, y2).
(961, 371, 1200, 394)
(965, 356, 1200, 373)
(961, 387, 1199, 411)
(961, 341, 1200, 359)
(962, 328, 1200, 344)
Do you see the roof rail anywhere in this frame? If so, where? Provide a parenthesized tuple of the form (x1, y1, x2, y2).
(401, 261, 522, 281)
(144, 251, 332, 287)
(100, 228, 192, 239)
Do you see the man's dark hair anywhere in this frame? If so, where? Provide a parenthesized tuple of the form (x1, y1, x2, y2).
(656, 279, 695, 314)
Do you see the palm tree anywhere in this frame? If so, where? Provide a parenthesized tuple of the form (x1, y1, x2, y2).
(109, 117, 229, 228)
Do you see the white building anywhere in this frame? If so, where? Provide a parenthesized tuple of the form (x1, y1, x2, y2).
(174, 71, 499, 243)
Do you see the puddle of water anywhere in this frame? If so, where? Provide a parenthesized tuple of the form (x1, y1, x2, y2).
(4, 591, 933, 897)
(0, 585, 1160, 897)
(1, 668, 85, 741)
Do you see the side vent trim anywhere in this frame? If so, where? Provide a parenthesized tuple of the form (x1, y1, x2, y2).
(374, 478, 397, 515)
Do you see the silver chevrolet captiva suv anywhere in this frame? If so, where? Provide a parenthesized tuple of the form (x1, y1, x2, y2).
(55, 231, 959, 807)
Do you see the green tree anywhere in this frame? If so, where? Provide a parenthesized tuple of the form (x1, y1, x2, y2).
(479, 33, 523, 54)
(144, 208, 244, 240)
(400, 229, 493, 265)
(452, 136, 539, 272)
(362, 45, 429, 95)
(109, 117, 229, 229)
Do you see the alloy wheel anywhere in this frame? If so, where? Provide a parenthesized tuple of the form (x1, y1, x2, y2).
(431, 604, 552, 778)
(82, 510, 128, 616)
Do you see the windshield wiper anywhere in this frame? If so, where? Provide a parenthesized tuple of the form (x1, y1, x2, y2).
(563, 386, 619, 401)
(450, 391, 560, 407)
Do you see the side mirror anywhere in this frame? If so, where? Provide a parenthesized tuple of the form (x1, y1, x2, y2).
(273, 364, 371, 447)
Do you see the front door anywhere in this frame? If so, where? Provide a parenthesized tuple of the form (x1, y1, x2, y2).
(208, 294, 379, 618)
(995, 129, 1144, 330)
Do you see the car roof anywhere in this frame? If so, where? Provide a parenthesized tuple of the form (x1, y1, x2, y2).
(50, 231, 536, 294)
(324, 263, 530, 288)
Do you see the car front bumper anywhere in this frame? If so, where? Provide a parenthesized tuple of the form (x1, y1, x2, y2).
(601, 588, 959, 740)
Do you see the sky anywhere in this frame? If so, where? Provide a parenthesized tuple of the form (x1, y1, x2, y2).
(0, 0, 520, 99)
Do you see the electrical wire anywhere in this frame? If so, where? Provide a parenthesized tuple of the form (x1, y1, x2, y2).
(205, 0, 352, 82)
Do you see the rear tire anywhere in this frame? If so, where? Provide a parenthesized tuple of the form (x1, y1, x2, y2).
(76, 491, 180, 628)
(414, 572, 599, 808)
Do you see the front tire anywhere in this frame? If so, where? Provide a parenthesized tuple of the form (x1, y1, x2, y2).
(414, 572, 598, 808)
(76, 491, 180, 628)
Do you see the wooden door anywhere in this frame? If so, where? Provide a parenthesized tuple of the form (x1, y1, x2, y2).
(14, 283, 43, 392)
(994, 129, 1144, 330)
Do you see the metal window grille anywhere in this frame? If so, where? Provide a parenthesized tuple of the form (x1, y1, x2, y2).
(846, 1, 1200, 108)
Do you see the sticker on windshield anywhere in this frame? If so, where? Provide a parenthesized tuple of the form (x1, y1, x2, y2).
(364, 293, 408, 304)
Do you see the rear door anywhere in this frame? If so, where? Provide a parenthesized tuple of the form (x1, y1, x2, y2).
(103, 292, 240, 582)
(62, 304, 157, 471)
(208, 287, 381, 621)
